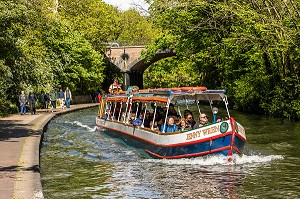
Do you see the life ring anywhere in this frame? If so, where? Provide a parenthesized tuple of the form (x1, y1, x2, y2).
(180, 87, 207, 91)
(139, 89, 152, 93)
(169, 87, 182, 91)
(192, 87, 207, 91)
(180, 87, 195, 91)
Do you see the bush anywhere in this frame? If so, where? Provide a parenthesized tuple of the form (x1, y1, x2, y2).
(0, 98, 18, 117)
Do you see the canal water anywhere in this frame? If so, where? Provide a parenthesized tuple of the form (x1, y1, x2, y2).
(40, 107, 300, 198)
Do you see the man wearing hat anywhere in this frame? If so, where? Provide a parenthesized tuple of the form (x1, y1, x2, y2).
(109, 79, 121, 94)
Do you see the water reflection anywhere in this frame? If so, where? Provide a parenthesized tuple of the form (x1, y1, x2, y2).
(41, 107, 300, 199)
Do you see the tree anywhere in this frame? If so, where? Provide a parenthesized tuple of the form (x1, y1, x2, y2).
(0, 0, 107, 116)
(145, 0, 300, 119)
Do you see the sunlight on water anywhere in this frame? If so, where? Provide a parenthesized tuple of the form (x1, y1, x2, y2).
(65, 120, 97, 132)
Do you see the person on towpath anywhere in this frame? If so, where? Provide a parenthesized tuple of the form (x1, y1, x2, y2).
(64, 87, 72, 108)
(18, 90, 27, 115)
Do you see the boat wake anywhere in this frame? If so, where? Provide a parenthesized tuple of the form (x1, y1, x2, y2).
(65, 121, 97, 132)
(143, 154, 284, 166)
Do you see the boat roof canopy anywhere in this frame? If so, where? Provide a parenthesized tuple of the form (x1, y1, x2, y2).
(106, 96, 128, 102)
(171, 91, 226, 102)
(132, 96, 168, 103)
(105, 87, 227, 104)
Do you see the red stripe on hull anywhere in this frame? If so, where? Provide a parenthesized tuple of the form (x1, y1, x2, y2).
(145, 146, 231, 159)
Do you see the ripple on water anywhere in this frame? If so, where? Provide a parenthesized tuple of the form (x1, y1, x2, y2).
(142, 154, 284, 167)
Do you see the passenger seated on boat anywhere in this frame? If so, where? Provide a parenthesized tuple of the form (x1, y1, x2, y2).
(126, 86, 140, 95)
(173, 115, 180, 124)
(156, 107, 165, 127)
(167, 103, 178, 116)
(143, 111, 151, 128)
(183, 109, 193, 118)
(109, 79, 121, 95)
(185, 114, 196, 129)
(177, 118, 192, 132)
(150, 121, 159, 130)
(104, 109, 111, 120)
(131, 86, 139, 93)
(132, 115, 143, 126)
(199, 113, 209, 127)
(121, 111, 126, 122)
(129, 113, 136, 124)
(160, 117, 179, 133)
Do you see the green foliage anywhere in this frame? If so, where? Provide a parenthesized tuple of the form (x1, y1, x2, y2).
(145, 0, 300, 119)
(117, 9, 159, 45)
(56, 0, 119, 45)
(144, 57, 198, 88)
(0, 0, 106, 115)
(42, 21, 106, 94)
(0, 0, 157, 116)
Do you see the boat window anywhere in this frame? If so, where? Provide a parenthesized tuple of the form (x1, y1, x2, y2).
(135, 102, 140, 120)
(109, 102, 113, 119)
(151, 103, 157, 130)
(123, 97, 131, 123)
(117, 102, 123, 121)
(125, 98, 133, 123)
(112, 102, 117, 120)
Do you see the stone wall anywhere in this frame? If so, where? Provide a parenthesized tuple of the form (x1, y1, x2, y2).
(72, 95, 93, 104)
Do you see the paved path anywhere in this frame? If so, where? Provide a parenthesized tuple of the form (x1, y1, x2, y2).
(0, 104, 99, 199)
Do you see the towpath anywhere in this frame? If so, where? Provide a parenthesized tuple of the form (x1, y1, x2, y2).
(0, 103, 99, 199)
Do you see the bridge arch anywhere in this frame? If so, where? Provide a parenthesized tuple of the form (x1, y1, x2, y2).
(105, 46, 176, 90)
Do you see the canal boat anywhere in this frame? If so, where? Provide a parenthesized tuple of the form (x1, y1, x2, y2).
(95, 87, 246, 159)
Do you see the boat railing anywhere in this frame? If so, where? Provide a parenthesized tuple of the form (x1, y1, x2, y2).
(102, 116, 230, 136)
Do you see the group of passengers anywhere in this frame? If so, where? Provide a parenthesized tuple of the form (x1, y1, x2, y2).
(107, 102, 213, 133)
(104, 102, 212, 133)
(157, 108, 210, 133)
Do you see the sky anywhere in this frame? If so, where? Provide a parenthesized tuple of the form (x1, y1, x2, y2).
(102, 0, 149, 11)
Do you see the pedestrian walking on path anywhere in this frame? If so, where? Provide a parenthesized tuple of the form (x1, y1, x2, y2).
(44, 92, 50, 109)
(58, 88, 65, 109)
(40, 91, 45, 109)
(50, 89, 57, 112)
(18, 90, 27, 115)
(28, 90, 37, 115)
(65, 87, 72, 108)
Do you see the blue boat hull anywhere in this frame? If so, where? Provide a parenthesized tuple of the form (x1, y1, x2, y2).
(101, 127, 246, 159)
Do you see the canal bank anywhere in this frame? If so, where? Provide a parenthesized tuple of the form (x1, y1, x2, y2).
(0, 103, 99, 199)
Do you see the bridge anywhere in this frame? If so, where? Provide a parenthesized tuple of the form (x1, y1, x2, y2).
(105, 45, 175, 90)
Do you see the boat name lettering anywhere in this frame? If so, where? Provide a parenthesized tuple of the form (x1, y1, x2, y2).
(237, 125, 245, 134)
(186, 125, 220, 141)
